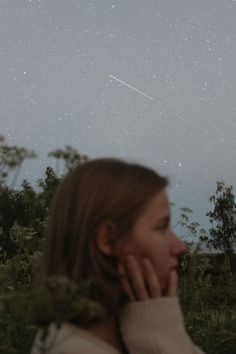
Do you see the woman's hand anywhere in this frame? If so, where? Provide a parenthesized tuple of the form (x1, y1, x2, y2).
(118, 254, 178, 301)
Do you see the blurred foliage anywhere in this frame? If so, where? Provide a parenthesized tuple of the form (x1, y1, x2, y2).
(203, 181, 236, 277)
(0, 134, 37, 188)
(48, 146, 89, 176)
(0, 135, 235, 354)
(177, 205, 236, 354)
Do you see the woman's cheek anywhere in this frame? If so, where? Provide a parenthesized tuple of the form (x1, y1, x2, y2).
(161, 268, 172, 293)
(151, 259, 167, 287)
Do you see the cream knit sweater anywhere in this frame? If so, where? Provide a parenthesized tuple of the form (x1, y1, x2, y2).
(31, 296, 205, 354)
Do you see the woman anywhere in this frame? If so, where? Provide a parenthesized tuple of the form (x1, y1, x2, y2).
(31, 157, 205, 354)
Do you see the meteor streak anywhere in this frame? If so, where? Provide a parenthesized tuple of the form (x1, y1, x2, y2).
(109, 74, 154, 101)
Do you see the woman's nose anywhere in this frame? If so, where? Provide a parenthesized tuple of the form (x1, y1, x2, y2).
(171, 232, 186, 255)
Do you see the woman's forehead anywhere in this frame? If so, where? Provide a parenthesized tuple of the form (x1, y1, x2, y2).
(137, 191, 170, 223)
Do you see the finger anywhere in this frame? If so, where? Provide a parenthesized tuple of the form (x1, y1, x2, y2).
(166, 269, 178, 296)
(125, 255, 149, 301)
(118, 262, 136, 302)
(142, 258, 161, 298)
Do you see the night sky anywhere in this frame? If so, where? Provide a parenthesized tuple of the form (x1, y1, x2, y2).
(1, 0, 236, 235)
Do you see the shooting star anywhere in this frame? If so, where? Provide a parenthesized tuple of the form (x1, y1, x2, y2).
(109, 74, 155, 101)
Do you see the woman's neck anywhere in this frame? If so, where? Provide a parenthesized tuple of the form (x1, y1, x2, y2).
(84, 317, 128, 354)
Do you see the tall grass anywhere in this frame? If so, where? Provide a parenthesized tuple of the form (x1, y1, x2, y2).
(178, 246, 236, 354)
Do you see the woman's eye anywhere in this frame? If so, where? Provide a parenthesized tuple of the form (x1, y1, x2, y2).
(160, 226, 168, 233)
(161, 227, 172, 236)
(155, 225, 168, 233)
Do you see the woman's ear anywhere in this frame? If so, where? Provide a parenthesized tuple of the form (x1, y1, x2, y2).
(95, 220, 118, 256)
